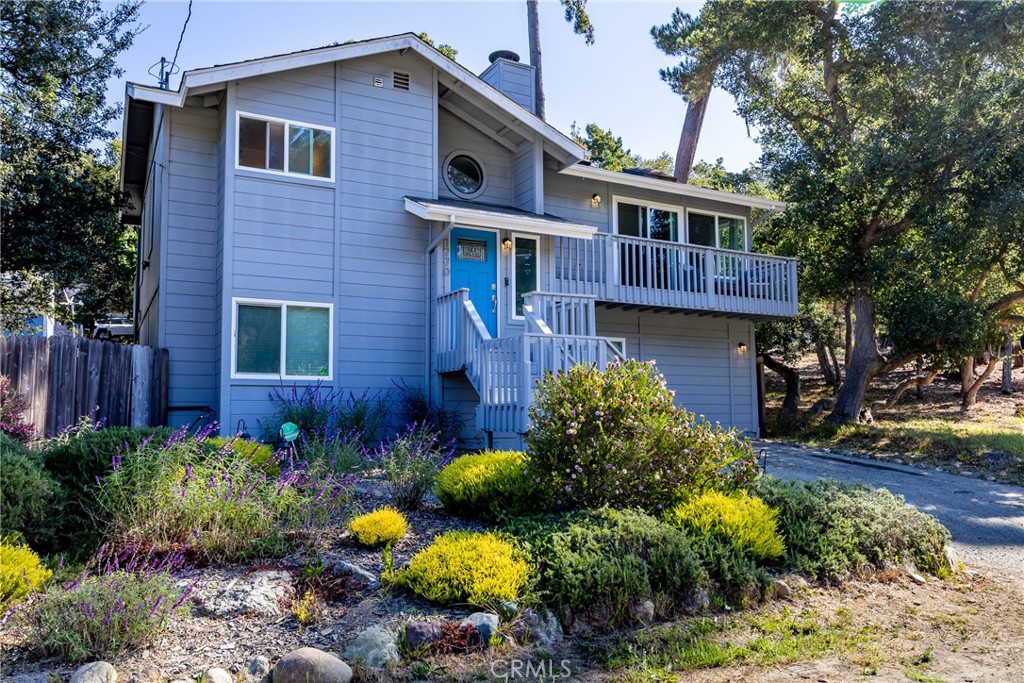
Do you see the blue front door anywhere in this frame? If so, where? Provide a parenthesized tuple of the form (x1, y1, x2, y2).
(450, 228, 498, 337)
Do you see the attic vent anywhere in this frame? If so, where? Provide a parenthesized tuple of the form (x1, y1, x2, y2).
(392, 71, 411, 91)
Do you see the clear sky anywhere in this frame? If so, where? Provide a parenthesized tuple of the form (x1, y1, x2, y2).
(106, 0, 762, 171)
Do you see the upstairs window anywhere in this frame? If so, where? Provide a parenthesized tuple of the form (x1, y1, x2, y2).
(237, 113, 333, 180)
(615, 200, 680, 242)
(232, 298, 333, 380)
(687, 211, 748, 251)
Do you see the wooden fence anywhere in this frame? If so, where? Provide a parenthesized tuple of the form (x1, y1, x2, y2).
(0, 336, 168, 437)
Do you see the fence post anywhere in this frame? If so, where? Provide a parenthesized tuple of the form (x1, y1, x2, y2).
(131, 345, 153, 427)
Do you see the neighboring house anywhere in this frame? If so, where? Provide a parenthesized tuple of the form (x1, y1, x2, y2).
(120, 33, 795, 447)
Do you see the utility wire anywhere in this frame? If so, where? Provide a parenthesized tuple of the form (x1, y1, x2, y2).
(167, 0, 193, 86)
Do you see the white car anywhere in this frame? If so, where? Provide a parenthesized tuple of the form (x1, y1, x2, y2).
(93, 316, 133, 341)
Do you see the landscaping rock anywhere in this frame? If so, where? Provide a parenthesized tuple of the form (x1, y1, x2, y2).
(321, 555, 379, 588)
(71, 662, 118, 683)
(404, 621, 444, 650)
(908, 571, 927, 585)
(199, 570, 294, 618)
(789, 575, 810, 589)
(273, 647, 352, 683)
(203, 669, 232, 683)
(629, 600, 656, 625)
(342, 625, 399, 668)
(246, 656, 272, 682)
(8, 673, 50, 683)
(944, 546, 960, 573)
(511, 608, 563, 646)
(771, 579, 792, 600)
(461, 612, 499, 645)
(686, 589, 711, 613)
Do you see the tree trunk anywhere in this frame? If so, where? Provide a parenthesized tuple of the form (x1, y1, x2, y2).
(816, 340, 838, 386)
(886, 367, 939, 407)
(761, 352, 801, 432)
(961, 356, 976, 396)
(826, 286, 880, 424)
(843, 294, 853, 371)
(826, 342, 842, 390)
(962, 352, 999, 411)
(1002, 334, 1015, 393)
(674, 89, 710, 183)
(527, 0, 545, 120)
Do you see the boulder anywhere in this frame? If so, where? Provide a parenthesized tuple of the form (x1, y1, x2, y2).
(461, 612, 499, 645)
(199, 570, 294, 618)
(771, 579, 792, 600)
(321, 555, 379, 588)
(404, 621, 443, 651)
(511, 608, 563, 646)
(203, 669, 232, 683)
(342, 625, 399, 668)
(629, 600, 655, 625)
(273, 648, 352, 683)
(70, 662, 118, 683)
(246, 656, 272, 683)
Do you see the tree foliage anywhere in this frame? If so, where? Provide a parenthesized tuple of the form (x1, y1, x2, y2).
(654, 0, 1024, 421)
(417, 33, 457, 61)
(572, 122, 674, 174)
(1, 0, 142, 331)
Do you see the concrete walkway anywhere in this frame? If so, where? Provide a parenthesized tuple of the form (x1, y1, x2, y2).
(757, 440, 1024, 582)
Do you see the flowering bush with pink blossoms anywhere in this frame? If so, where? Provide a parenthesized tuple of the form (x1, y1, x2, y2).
(524, 360, 759, 511)
(0, 375, 35, 442)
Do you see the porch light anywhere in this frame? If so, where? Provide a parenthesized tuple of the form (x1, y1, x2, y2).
(502, 237, 514, 253)
(591, 193, 602, 207)
(737, 342, 748, 354)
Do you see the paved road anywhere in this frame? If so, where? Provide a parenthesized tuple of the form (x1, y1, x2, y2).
(757, 441, 1024, 582)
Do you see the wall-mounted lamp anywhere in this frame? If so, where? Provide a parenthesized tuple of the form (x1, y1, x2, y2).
(502, 237, 514, 253)
(591, 193, 602, 207)
(737, 342, 748, 354)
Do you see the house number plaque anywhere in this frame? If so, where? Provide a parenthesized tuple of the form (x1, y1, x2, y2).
(457, 239, 487, 262)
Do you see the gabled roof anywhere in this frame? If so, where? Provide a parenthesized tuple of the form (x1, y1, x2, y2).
(126, 32, 586, 168)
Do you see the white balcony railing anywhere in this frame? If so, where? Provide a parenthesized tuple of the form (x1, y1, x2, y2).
(552, 234, 798, 317)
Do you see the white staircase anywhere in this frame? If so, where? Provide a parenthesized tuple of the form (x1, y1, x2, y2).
(435, 289, 622, 433)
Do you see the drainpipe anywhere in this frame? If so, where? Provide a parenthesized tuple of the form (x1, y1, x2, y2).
(424, 215, 457, 404)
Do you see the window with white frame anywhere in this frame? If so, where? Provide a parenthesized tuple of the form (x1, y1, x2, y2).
(615, 199, 680, 242)
(512, 235, 538, 317)
(232, 299, 333, 379)
(237, 113, 334, 180)
(687, 211, 747, 251)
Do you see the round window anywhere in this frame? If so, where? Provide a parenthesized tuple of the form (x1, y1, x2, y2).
(445, 154, 485, 197)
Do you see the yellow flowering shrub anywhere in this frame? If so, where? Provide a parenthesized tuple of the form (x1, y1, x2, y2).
(393, 531, 530, 606)
(1, 540, 52, 606)
(349, 506, 408, 547)
(668, 490, 785, 561)
(435, 450, 531, 518)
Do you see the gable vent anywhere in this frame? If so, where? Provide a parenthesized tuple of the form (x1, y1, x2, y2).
(392, 71, 411, 91)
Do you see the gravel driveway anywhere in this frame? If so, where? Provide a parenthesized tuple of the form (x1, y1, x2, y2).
(757, 440, 1024, 583)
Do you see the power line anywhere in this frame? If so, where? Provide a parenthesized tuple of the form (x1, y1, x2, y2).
(167, 0, 193, 86)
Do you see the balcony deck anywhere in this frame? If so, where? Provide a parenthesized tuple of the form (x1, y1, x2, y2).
(551, 234, 798, 318)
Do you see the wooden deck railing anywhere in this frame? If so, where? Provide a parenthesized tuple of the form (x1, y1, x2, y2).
(552, 234, 798, 317)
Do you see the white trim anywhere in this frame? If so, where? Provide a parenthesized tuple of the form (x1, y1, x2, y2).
(125, 33, 585, 168)
(562, 164, 785, 211)
(686, 209, 749, 251)
(442, 149, 488, 199)
(612, 195, 683, 241)
(230, 297, 335, 381)
(509, 233, 539, 320)
(405, 197, 596, 240)
(235, 111, 336, 182)
(606, 337, 627, 356)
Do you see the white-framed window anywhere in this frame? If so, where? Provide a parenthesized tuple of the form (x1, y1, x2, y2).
(442, 150, 487, 199)
(606, 337, 626, 356)
(236, 112, 335, 181)
(510, 234, 539, 318)
(612, 197, 682, 242)
(686, 210, 748, 251)
(231, 298, 333, 380)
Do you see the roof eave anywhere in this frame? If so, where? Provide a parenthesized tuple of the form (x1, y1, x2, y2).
(405, 198, 597, 240)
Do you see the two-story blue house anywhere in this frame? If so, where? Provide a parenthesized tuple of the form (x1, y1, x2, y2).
(120, 33, 795, 447)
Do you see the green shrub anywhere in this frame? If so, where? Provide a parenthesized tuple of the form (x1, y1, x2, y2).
(0, 436, 63, 550)
(390, 531, 530, 606)
(754, 477, 951, 581)
(40, 424, 172, 556)
(524, 360, 759, 511)
(204, 436, 279, 475)
(510, 509, 707, 626)
(21, 569, 189, 661)
(435, 450, 532, 518)
(688, 534, 769, 608)
(668, 491, 784, 561)
(0, 540, 52, 607)
(96, 434, 350, 563)
(371, 427, 453, 510)
(349, 506, 408, 547)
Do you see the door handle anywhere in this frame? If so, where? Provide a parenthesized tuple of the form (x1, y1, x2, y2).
(491, 294, 497, 313)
